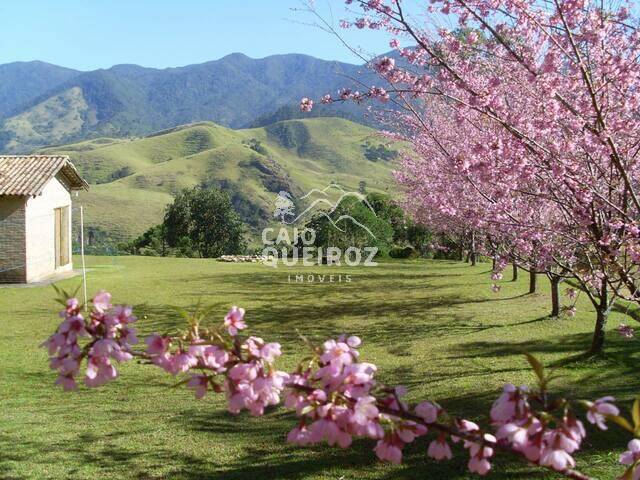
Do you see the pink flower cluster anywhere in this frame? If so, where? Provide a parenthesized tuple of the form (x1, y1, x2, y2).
(453, 419, 496, 475)
(226, 335, 288, 416)
(621, 440, 640, 479)
(283, 335, 497, 471)
(144, 306, 288, 416)
(284, 335, 388, 449)
(145, 334, 227, 377)
(492, 384, 620, 472)
(565, 288, 578, 300)
(618, 324, 636, 339)
(42, 291, 137, 390)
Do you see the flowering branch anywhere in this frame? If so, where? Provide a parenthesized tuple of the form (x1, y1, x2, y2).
(42, 292, 640, 478)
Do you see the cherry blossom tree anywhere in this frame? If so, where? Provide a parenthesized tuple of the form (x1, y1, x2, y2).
(302, 0, 640, 353)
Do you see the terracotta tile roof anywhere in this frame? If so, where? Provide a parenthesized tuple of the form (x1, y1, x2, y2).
(0, 155, 89, 196)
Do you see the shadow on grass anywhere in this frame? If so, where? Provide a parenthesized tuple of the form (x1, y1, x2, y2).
(159, 408, 551, 480)
(9, 259, 638, 479)
(0, 398, 622, 480)
(447, 330, 640, 399)
(131, 265, 532, 351)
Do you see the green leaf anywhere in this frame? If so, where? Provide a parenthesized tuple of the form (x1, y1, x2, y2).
(524, 353, 545, 383)
(632, 398, 640, 429)
(618, 465, 635, 480)
(607, 414, 634, 433)
(300, 405, 315, 415)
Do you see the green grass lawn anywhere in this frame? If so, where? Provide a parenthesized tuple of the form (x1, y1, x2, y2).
(1, 256, 638, 479)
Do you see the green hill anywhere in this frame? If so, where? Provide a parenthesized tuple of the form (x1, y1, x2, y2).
(41, 117, 398, 244)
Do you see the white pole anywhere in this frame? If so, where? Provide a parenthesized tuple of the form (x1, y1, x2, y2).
(80, 205, 88, 311)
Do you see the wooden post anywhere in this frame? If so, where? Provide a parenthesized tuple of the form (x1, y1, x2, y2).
(80, 205, 88, 311)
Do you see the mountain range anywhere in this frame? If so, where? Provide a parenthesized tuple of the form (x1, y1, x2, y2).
(0, 53, 381, 153)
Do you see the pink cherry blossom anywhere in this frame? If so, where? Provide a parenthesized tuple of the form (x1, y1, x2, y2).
(187, 374, 209, 399)
(145, 334, 170, 355)
(195, 345, 229, 371)
(287, 426, 312, 445)
(585, 397, 619, 430)
(491, 384, 527, 425)
(92, 291, 112, 313)
(468, 455, 492, 475)
(42, 296, 640, 479)
(299, 97, 313, 112)
(620, 439, 640, 466)
(166, 351, 198, 375)
(301, 0, 640, 353)
(467, 434, 496, 475)
(320, 339, 353, 367)
(374, 56, 395, 74)
(224, 306, 246, 336)
(415, 401, 439, 423)
(427, 436, 453, 460)
(374, 438, 403, 464)
(498, 423, 526, 448)
(540, 448, 576, 471)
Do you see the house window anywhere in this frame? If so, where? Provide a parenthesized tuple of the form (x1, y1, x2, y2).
(54, 206, 70, 268)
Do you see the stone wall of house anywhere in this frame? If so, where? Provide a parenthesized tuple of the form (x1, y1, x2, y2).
(25, 176, 72, 282)
(0, 196, 27, 283)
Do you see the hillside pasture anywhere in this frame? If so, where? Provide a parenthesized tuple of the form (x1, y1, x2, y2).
(42, 118, 397, 242)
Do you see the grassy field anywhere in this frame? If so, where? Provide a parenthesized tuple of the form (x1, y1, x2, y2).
(1, 256, 639, 479)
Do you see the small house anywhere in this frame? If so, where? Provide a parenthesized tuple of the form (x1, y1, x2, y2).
(0, 155, 88, 283)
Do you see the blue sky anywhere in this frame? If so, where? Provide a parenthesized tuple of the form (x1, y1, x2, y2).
(0, 0, 394, 70)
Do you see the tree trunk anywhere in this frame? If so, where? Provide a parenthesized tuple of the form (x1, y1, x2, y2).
(470, 232, 477, 266)
(529, 270, 537, 294)
(492, 257, 496, 270)
(589, 286, 609, 355)
(549, 275, 561, 317)
(589, 306, 608, 355)
(512, 262, 518, 281)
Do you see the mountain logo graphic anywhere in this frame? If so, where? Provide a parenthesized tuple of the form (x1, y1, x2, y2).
(272, 183, 377, 239)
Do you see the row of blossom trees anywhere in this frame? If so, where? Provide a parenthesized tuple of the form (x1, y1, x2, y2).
(302, 0, 640, 354)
